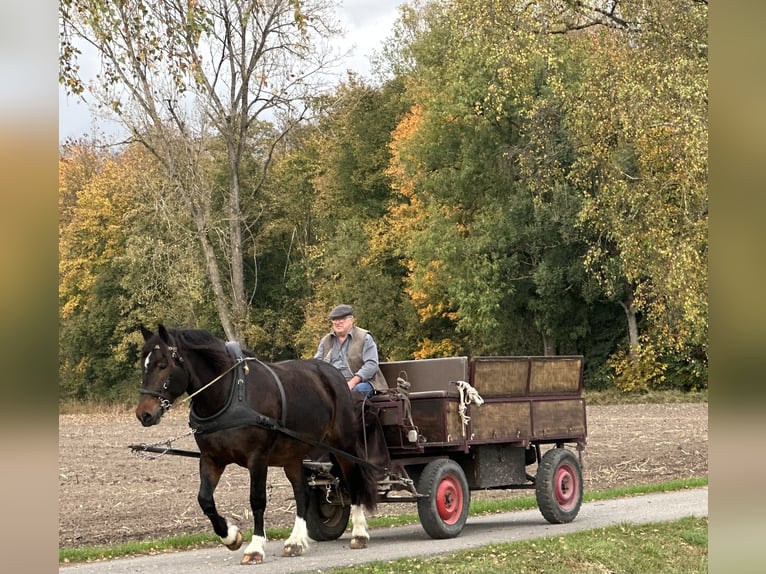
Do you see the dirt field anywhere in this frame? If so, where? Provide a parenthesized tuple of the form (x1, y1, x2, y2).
(58, 402, 707, 549)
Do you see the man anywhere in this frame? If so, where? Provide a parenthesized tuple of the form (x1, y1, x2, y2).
(314, 304, 389, 398)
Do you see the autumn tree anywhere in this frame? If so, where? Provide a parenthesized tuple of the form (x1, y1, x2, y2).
(559, 0, 708, 389)
(59, 142, 188, 400)
(379, 0, 608, 361)
(60, 0, 344, 343)
(281, 75, 415, 360)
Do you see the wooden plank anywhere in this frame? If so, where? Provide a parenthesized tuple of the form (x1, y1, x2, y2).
(410, 396, 465, 443)
(531, 399, 586, 438)
(469, 401, 531, 441)
(471, 358, 529, 396)
(529, 357, 583, 394)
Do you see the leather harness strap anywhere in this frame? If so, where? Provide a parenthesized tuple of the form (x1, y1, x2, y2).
(187, 343, 379, 471)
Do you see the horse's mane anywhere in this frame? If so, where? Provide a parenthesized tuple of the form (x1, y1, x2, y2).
(172, 328, 232, 371)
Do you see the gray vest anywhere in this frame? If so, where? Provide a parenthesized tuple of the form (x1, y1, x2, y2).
(320, 326, 389, 392)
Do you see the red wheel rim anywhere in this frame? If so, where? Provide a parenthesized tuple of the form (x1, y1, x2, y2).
(435, 474, 464, 524)
(553, 462, 579, 510)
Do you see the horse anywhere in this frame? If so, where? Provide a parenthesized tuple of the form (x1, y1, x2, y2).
(135, 324, 379, 565)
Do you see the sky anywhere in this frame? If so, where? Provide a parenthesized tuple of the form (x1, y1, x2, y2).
(58, 0, 406, 142)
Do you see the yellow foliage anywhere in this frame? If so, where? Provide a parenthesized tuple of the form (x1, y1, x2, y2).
(414, 338, 460, 359)
(59, 144, 160, 318)
(609, 343, 667, 393)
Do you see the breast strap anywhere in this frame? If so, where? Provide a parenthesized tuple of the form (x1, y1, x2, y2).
(188, 342, 287, 434)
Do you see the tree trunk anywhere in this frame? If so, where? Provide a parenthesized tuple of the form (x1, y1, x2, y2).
(227, 144, 247, 341)
(542, 331, 556, 356)
(620, 285, 640, 355)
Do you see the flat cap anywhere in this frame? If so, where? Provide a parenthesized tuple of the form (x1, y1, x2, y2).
(328, 304, 354, 319)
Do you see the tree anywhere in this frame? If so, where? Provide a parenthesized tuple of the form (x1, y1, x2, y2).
(60, 140, 216, 401)
(286, 76, 415, 360)
(560, 0, 708, 388)
(378, 0, 601, 358)
(59, 143, 145, 400)
(60, 0, 344, 343)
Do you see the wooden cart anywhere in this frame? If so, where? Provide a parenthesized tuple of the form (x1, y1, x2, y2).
(304, 355, 587, 540)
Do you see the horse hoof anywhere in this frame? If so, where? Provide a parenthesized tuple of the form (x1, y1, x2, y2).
(282, 543, 303, 557)
(226, 530, 243, 551)
(350, 536, 368, 549)
(240, 552, 264, 565)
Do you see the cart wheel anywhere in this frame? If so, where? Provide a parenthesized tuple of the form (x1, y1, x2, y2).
(305, 487, 350, 541)
(416, 458, 470, 539)
(535, 448, 583, 524)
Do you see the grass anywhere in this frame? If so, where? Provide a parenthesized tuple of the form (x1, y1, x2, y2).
(583, 388, 707, 405)
(59, 477, 707, 564)
(325, 516, 708, 574)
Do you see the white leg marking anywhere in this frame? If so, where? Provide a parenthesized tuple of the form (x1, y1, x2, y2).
(221, 522, 240, 546)
(350, 505, 369, 540)
(244, 534, 266, 557)
(285, 516, 310, 551)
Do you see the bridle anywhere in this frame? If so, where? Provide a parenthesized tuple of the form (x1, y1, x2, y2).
(139, 344, 186, 413)
(139, 342, 246, 412)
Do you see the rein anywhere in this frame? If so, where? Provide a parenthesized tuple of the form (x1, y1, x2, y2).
(180, 359, 239, 405)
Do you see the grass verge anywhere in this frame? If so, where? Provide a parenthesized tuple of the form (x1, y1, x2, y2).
(59, 477, 707, 564)
(326, 516, 708, 574)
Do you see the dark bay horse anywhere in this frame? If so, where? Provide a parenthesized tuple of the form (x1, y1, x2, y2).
(135, 325, 378, 564)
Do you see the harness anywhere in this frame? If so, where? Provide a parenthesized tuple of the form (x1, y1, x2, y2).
(188, 342, 286, 434)
(184, 342, 379, 471)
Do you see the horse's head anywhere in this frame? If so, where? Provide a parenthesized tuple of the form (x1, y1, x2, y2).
(136, 324, 190, 427)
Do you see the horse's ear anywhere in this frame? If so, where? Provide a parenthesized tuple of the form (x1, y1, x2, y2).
(140, 324, 153, 341)
(158, 324, 171, 344)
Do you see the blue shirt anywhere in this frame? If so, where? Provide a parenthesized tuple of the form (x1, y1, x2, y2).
(314, 329, 380, 382)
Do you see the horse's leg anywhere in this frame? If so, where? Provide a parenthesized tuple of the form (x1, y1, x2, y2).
(240, 461, 269, 565)
(198, 457, 242, 551)
(282, 460, 311, 557)
(349, 505, 370, 549)
(336, 459, 371, 549)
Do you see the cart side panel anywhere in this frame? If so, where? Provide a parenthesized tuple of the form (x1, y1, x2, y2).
(531, 399, 587, 439)
(469, 401, 531, 441)
(410, 394, 465, 443)
(529, 357, 583, 395)
(471, 356, 583, 397)
(471, 358, 529, 396)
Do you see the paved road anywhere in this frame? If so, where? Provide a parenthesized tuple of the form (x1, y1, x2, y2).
(61, 488, 707, 573)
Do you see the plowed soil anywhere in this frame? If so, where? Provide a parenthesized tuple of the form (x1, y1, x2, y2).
(58, 402, 707, 549)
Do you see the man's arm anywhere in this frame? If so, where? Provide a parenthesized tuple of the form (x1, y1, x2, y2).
(355, 333, 380, 381)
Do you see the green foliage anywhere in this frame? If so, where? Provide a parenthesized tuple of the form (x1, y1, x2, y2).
(59, 141, 213, 401)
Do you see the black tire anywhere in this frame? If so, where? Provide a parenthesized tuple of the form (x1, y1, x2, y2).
(305, 487, 350, 541)
(535, 448, 583, 524)
(416, 458, 470, 539)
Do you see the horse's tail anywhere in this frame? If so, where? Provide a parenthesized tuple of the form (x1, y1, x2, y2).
(349, 394, 389, 513)
(353, 458, 380, 513)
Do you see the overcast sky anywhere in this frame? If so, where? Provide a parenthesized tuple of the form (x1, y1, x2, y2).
(58, 0, 405, 142)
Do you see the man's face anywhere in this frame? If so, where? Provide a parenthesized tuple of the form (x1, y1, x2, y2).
(331, 315, 354, 337)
